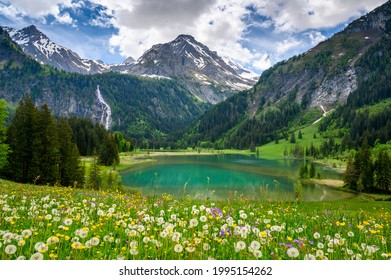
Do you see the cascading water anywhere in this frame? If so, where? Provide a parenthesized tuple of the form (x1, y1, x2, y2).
(95, 85, 112, 130)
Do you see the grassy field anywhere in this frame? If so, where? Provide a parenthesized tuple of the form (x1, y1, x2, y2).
(1, 180, 390, 260)
(257, 123, 325, 160)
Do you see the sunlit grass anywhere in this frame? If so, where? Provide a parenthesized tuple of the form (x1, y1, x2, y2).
(1, 180, 390, 260)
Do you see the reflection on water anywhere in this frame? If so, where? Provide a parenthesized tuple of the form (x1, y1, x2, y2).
(121, 154, 354, 201)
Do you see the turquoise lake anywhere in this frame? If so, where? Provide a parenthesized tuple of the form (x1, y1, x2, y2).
(121, 154, 354, 201)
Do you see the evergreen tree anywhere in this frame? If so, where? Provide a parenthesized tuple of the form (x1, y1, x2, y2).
(355, 138, 373, 192)
(57, 119, 84, 187)
(299, 164, 309, 179)
(6, 95, 40, 183)
(374, 150, 391, 193)
(309, 162, 316, 178)
(35, 104, 60, 184)
(344, 157, 358, 190)
(87, 149, 102, 190)
(290, 132, 296, 143)
(98, 134, 119, 166)
(0, 99, 10, 170)
(298, 130, 303, 139)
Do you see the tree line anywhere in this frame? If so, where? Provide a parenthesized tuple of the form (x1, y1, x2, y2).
(344, 138, 391, 194)
(0, 95, 122, 188)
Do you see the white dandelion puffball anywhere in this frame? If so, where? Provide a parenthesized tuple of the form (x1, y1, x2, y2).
(30, 252, 44, 260)
(304, 254, 316, 260)
(287, 247, 300, 258)
(5, 244, 17, 255)
(174, 244, 183, 253)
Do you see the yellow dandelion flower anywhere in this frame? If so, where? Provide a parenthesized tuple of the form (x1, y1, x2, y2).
(287, 237, 293, 241)
(259, 231, 267, 238)
(357, 225, 364, 230)
(65, 236, 70, 241)
(369, 229, 378, 234)
(363, 221, 369, 225)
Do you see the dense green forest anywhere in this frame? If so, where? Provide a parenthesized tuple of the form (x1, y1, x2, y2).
(0, 95, 122, 188)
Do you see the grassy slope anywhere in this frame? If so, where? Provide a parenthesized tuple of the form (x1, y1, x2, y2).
(257, 122, 325, 159)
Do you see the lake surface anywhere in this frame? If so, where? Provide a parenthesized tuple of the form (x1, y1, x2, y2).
(121, 154, 354, 201)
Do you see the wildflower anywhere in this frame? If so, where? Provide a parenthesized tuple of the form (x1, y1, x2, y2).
(47, 236, 59, 245)
(30, 252, 44, 260)
(287, 247, 299, 258)
(63, 218, 73, 226)
(348, 231, 354, 237)
(313, 232, 320, 239)
(17, 240, 26, 247)
(174, 244, 183, 253)
(186, 246, 195, 253)
(317, 243, 324, 249)
(304, 254, 316, 260)
(85, 240, 92, 249)
(253, 250, 262, 258)
(190, 219, 198, 227)
(203, 243, 211, 251)
(316, 250, 324, 258)
(34, 242, 48, 253)
(200, 216, 207, 222)
(249, 241, 261, 251)
(235, 241, 246, 251)
(16, 256, 26, 260)
(5, 244, 17, 255)
(2, 233, 13, 241)
(21, 230, 32, 238)
(90, 237, 100, 246)
(130, 248, 139, 256)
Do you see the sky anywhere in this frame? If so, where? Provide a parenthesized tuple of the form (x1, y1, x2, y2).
(0, 0, 388, 74)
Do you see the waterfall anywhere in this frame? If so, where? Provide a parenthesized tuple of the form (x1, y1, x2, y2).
(95, 85, 112, 130)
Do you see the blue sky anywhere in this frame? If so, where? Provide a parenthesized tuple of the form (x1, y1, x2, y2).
(0, 0, 388, 74)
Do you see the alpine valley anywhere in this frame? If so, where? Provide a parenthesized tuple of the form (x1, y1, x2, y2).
(0, 1, 390, 148)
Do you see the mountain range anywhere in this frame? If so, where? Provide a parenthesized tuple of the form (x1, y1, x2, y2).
(180, 0, 391, 149)
(4, 25, 257, 104)
(1, 1, 390, 147)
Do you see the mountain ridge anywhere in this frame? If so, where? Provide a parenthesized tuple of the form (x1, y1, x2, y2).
(4, 25, 257, 104)
(179, 0, 391, 149)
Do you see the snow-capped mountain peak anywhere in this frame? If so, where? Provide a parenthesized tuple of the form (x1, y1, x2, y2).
(6, 25, 109, 74)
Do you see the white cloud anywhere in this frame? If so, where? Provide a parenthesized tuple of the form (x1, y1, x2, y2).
(276, 38, 301, 54)
(1, 0, 77, 25)
(306, 30, 327, 46)
(56, 12, 76, 26)
(1, 0, 388, 72)
(252, 0, 388, 32)
(251, 53, 272, 71)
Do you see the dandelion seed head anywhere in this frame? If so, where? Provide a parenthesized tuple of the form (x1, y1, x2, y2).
(304, 254, 316, 260)
(287, 247, 299, 258)
(174, 244, 183, 253)
(5, 244, 17, 255)
(30, 252, 44, 260)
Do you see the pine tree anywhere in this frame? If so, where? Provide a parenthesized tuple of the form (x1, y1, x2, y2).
(98, 134, 119, 166)
(309, 162, 316, 178)
(374, 150, 391, 193)
(87, 149, 102, 190)
(298, 130, 303, 139)
(6, 95, 40, 183)
(290, 132, 296, 143)
(355, 138, 373, 192)
(344, 157, 358, 190)
(57, 119, 85, 187)
(35, 104, 60, 184)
